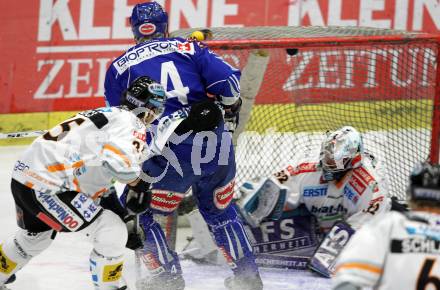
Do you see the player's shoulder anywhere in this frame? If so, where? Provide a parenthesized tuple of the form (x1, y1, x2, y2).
(351, 159, 382, 192)
(361, 210, 402, 231)
(91, 107, 145, 131)
(274, 161, 318, 180)
(289, 162, 320, 175)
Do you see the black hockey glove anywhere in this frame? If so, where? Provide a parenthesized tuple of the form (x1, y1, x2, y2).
(126, 179, 152, 214)
(177, 194, 197, 216)
(221, 98, 242, 133)
(123, 215, 144, 250)
(99, 186, 129, 219)
(390, 196, 409, 212)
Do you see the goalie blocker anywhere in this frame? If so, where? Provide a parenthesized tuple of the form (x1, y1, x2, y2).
(308, 221, 355, 278)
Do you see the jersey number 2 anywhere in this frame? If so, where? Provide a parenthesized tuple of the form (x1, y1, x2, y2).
(417, 258, 440, 290)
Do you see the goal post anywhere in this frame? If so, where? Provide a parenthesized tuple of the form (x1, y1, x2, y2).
(173, 26, 440, 200)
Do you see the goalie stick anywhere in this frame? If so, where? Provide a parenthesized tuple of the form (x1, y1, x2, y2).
(0, 130, 46, 139)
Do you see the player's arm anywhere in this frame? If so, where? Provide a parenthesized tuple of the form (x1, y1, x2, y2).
(332, 214, 390, 289)
(100, 115, 151, 212)
(192, 44, 242, 131)
(345, 185, 391, 230)
(104, 64, 129, 106)
(195, 47, 241, 106)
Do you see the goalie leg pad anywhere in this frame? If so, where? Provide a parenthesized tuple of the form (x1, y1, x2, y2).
(0, 229, 54, 284)
(202, 205, 259, 277)
(138, 212, 183, 276)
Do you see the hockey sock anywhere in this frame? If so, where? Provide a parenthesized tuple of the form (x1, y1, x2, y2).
(89, 249, 124, 290)
(204, 205, 259, 277)
(0, 229, 54, 285)
(140, 217, 182, 276)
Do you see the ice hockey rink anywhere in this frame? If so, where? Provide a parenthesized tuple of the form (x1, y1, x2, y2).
(0, 145, 331, 290)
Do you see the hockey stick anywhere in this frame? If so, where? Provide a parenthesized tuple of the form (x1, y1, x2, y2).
(0, 130, 46, 139)
(232, 49, 270, 145)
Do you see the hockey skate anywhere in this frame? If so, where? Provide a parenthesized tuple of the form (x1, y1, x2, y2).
(224, 273, 263, 290)
(136, 272, 185, 290)
(0, 274, 16, 289)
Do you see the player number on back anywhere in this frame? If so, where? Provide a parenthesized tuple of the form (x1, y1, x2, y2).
(43, 117, 85, 141)
(417, 258, 440, 290)
(160, 61, 189, 105)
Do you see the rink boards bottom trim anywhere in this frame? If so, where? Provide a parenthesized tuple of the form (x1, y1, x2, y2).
(0, 99, 433, 146)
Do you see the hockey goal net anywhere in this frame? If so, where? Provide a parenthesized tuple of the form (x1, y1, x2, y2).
(172, 26, 440, 200)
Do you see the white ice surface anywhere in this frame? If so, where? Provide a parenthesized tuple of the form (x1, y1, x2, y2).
(0, 146, 331, 290)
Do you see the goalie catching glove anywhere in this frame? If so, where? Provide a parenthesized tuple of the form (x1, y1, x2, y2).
(126, 179, 152, 214)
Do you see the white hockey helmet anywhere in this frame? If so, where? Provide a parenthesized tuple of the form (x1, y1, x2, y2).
(319, 126, 363, 181)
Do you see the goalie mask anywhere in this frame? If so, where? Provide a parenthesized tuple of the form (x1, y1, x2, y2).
(122, 76, 166, 121)
(130, 2, 168, 41)
(319, 126, 363, 181)
(408, 162, 440, 204)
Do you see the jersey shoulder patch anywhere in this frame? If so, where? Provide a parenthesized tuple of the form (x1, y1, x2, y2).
(273, 162, 318, 184)
(288, 162, 319, 175)
(352, 166, 379, 193)
(79, 109, 109, 129)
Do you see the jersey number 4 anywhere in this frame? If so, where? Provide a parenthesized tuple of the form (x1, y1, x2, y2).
(161, 61, 189, 105)
(417, 258, 440, 290)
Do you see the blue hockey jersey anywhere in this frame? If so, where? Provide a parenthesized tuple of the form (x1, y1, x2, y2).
(104, 37, 241, 115)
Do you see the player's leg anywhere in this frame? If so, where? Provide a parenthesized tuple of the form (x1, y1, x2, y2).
(193, 159, 263, 290)
(0, 179, 57, 286)
(119, 155, 192, 290)
(81, 210, 128, 290)
(135, 212, 184, 290)
(5, 179, 127, 289)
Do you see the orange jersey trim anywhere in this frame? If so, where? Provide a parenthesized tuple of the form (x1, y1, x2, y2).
(72, 177, 81, 192)
(102, 144, 131, 167)
(24, 182, 34, 189)
(336, 262, 383, 275)
(46, 160, 84, 172)
(91, 188, 107, 200)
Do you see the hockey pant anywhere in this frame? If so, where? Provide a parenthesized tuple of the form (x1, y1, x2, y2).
(0, 179, 127, 289)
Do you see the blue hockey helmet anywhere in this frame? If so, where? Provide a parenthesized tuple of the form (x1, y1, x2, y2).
(319, 126, 363, 181)
(130, 2, 168, 40)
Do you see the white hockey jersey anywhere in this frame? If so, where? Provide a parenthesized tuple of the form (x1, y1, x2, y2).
(12, 107, 147, 199)
(333, 210, 440, 290)
(272, 156, 390, 231)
